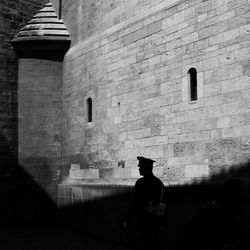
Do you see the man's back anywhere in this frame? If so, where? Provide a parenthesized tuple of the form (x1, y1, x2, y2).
(123, 157, 165, 250)
(135, 174, 163, 209)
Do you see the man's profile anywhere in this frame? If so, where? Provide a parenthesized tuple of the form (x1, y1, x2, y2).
(123, 156, 165, 250)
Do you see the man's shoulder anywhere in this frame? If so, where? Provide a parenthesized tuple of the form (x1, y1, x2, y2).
(153, 175, 164, 185)
(135, 175, 163, 186)
(135, 177, 144, 186)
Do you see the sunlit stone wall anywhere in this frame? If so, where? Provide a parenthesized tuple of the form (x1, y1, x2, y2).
(58, 0, 250, 184)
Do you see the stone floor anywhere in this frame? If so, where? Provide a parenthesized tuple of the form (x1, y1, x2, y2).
(0, 226, 130, 250)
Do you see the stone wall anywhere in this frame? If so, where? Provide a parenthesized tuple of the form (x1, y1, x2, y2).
(61, 0, 250, 184)
(52, 0, 179, 46)
(18, 59, 62, 199)
(0, 0, 49, 164)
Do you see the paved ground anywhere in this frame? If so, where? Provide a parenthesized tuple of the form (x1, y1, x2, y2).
(0, 226, 130, 250)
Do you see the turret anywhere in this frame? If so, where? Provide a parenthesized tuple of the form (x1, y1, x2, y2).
(11, 2, 71, 200)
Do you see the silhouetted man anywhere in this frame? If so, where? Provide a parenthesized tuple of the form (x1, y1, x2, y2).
(123, 156, 165, 250)
(175, 178, 250, 250)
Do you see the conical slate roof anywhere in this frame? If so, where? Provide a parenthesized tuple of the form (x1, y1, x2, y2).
(12, 2, 70, 42)
(11, 2, 71, 61)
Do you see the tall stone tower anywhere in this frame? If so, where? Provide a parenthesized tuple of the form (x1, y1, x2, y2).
(0, 0, 49, 176)
(11, 2, 70, 200)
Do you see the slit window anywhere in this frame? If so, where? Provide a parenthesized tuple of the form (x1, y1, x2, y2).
(188, 68, 197, 101)
(87, 98, 92, 123)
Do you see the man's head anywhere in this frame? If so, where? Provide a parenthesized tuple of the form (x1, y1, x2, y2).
(137, 156, 155, 176)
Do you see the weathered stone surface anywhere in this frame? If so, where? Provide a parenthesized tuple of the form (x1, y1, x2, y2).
(13, 0, 250, 193)
(18, 58, 62, 198)
(184, 165, 209, 178)
(0, 0, 49, 155)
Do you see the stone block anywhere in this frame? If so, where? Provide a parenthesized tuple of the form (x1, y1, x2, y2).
(164, 164, 184, 180)
(202, 57, 219, 71)
(203, 82, 222, 96)
(199, 118, 218, 131)
(211, 129, 222, 140)
(148, 20, 162, 35)
(134, 128, 151, 139)
(175, 25, 194, 39)
(161, 80, 181, 95)
(122, 33, 134, 46)
(163, 92, 181, 106)
(188, 108, 207, 121)
(168, 134, 179, 143)
(177, 21, 189, 31)
(162, 17, 174, 29)
(184, 142, 195, 156)
(173, 10, 184, 25)
(133, 26, 149, 41)
(125, 140, 135, 149)
(198, 13, 207, 22)
(198, 26, 213, 39)
(179, 157, 192, 164)
(179, 133, 189, 142)
(184, 7, 195, 20)
(164, 144, 174, 157)
(222, 127, 235, 138)
(142, 145, 164, 158)
(149, 55, 161, 66)
(242, 61, 250, 77)
(184, 165, 209, 178)
(199, 130, 211, 141)
(99, 168, 114, 179)
(217, 116, 230, 128)
(181, 121, 198, 133)
(208, 105, 227, 118)
(69, 169, 99, 179)
(234, 47, 250, 62)
(204, 96, 223, 107)
(113, 167, 131, 178)
(70, 164, 80, 170)
(165, 113, 177, 124)
(239, 24, 250, 36)
(189, 132, 201, 142)
(221, 79, 234, 94)
(176, 111, 189, 123)
(219, 11, 235, 22)
(168, 157, 179, 166)
(173, 142, 185, 157)
(161, 124, 176, 135)
(223, 28, 239, 42)
(182, 32, 198, 45)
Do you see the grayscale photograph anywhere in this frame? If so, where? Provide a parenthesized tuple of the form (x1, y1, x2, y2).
(0, 0, 250, 249)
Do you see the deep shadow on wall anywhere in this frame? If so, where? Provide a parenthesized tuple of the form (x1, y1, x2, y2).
(0, 133, 58, 226)
(57, 162, 250, 249)
(0, 130, 250, 249)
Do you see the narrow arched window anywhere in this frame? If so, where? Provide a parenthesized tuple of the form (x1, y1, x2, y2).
(188, 68, 197, 101)
(87, 98, 92, 123)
